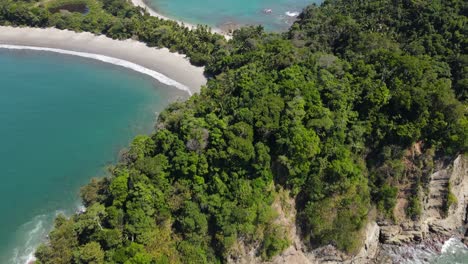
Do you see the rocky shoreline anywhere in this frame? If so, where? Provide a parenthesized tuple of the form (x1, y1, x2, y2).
(376, 155, 467, 262)
(229, 155, 467, 264)
(376, 229, 465, 263)
(314, 155, 467, 264)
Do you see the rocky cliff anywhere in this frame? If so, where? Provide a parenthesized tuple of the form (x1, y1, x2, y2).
(378, 155, 467, 246)
(229, 155, 467, 264)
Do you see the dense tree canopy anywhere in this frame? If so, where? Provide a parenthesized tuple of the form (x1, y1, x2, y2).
(1, 0, 466, 263)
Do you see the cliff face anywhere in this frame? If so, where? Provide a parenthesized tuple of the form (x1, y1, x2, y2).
(379, 155, 467, 247)
(428, 155, 467, 235)
(229, 155, 467, 264)
(228, 195, 382, 264)
(446, 156, 467, 233)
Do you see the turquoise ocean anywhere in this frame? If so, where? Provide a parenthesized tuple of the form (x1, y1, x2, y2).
(1, 0, 466, 263)
(0, 49, 185, 263)
(146, 0, 322, 31)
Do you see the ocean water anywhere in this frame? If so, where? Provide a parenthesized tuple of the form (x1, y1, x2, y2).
(387, 237, 468, 264)
(0, 49, 185, 263)
(433, 238, 468, 264)
(146, 0, 323, 31)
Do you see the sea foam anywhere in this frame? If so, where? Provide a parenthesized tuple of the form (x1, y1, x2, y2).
(9, 205, 82, 264)
(10, 214, 47, 264)
(285, 11, 300, 17)
(0, 44, 192, 95)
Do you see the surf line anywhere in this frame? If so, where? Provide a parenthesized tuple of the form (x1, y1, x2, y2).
(0, 44, 193, 95)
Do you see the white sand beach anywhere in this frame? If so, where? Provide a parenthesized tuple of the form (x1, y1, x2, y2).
(0, 26, 207, 94)
(130, 0, 193, 27)
(130, 0, 232, 38)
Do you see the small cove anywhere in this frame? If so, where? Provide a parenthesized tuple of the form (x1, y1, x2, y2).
(146, 0, 323, 32)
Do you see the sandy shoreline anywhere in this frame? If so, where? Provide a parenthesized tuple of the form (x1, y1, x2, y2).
(0, 26, 207, 94)
(130, 0, 193, 27)
(130, 0, 232, 38)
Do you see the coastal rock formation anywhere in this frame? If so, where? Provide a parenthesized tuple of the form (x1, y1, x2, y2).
(349, 221, 381, 263)
(230, 155, 467, 263)
(434, 155, 467, 231)
(464, 202, 468, 246)
(231, 221, 382, 264)
(379, 155, 467, 262)
(464, 222, 468, 247)
(229, 198, 381, 264)
(376, 155, 467, 260)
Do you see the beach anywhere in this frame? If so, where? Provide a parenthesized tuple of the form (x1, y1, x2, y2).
(129, 0, 233, 37)
(0, 26, 207, 95)
(131, 0, 192, 26)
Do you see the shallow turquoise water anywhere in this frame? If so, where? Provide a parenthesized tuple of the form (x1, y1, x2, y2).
(146, 0, 322, 31)
(0, 49, 184, 263)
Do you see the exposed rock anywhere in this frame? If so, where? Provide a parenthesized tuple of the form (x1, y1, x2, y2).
(463, 228, 468, 247)
(395, 232, 421, 244)
(309, 245, 348, 263)
(380, 225, 401, 244)
(351, 221, 380, 263)
(230, 155, 467, 263)
(423, 155, 467, 235)
(269, 241, 310, 264)
(378, 155, 467, 262)
(428, 223, 452, 234)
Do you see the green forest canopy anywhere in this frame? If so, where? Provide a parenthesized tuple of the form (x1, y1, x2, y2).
(1, 0, 466, 263)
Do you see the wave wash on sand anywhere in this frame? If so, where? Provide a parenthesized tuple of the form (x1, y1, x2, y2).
(0, 44, 192, 95)
(0, 26, 207, 95)
(129, 0, 231, 38)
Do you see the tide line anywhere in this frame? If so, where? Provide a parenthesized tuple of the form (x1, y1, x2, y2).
(0, 44, 192, 96)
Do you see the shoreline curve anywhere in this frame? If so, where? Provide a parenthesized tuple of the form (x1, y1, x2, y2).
(0, 26, 207, 95)
(130, 0, 232, 38)
(0, 44, 193, 95)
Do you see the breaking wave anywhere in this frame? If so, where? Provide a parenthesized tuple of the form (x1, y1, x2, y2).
(285, 11, 300, 17)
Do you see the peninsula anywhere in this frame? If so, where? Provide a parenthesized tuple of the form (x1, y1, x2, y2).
(0, 0, 466, 263)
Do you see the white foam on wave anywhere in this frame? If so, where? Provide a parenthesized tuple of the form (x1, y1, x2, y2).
(24, 251, 35, 264)
(76, 204, 86, 214)
(441, 237, 461, 254)
(440, 237, 468, 254)
(435, 237, 468, 264)
(285, 11, 300, 17)
(10, 214, 46, 264)
(384, 237, 468, 264)
(8, 204, 84, 264)
(0, 44, 192, 95)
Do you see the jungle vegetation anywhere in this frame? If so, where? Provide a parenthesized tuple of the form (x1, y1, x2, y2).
(0, 0, 466, 263)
